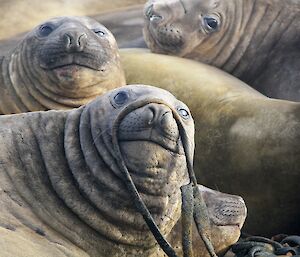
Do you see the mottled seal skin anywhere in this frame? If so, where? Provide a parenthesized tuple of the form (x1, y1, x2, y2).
(120, 49, 300, 236)
(143, 0, 300, 101)
(0, 16, 125, 114)
(0, 84, 246, 257)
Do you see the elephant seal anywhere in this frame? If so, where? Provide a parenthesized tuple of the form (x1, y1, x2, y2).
(0, 16, 125, 114)
(0, 84, 246, 257)
(120, 48, 300, 236)
(143, 0, 300, 101)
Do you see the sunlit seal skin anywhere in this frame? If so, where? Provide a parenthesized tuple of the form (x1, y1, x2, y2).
(143, 0, 300, 101)
(0, 16, 125, 114)
(0, 84, 246, 257)
(120, 48, 300, 236)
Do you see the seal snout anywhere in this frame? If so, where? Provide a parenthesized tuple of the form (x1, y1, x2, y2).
(118, 103, 181, 153)
(199, 186, 247, 229)
(147, 104, 179, 140)
(63, 31, 87, 52)
(156, 25, 184, 49)
(212, 197, 247, 229)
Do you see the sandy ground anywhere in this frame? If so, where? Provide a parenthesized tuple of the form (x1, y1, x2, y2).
(0, 0, 146, 40)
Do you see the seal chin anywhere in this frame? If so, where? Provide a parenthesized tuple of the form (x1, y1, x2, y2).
(120, 138, 183, 155)
(211, 225, 242, 257)
(119, 140, 186, 180)
(45, 63, 107, 89)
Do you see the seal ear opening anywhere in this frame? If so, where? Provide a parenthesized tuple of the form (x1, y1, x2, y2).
(110, 97, 217, 257)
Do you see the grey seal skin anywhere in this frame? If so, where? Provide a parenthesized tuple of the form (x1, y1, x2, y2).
(143, 0, 300, 101)
(120, 49, 300, 236)
(0, 16, 126, 114)
(0, 84, 246, 257)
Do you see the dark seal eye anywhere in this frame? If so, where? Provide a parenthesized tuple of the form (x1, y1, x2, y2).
(203, 16, 219, 32)
(114, 91, 129, 105)
(178, 108, 190, 119)
(39, 25, 53, 37)
(93, 28, 106, 37)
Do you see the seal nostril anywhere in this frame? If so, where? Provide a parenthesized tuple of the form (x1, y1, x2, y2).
(145, 4, 163, 22)
(64, 32, 86, 52)
(150, 14, 163, 22)
(146, 106, 156, 125)
(78, 33, 87, 47)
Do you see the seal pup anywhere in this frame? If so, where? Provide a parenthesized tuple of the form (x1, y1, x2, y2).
(120, 49, 300, 236)
(0, 16, 125, 114)
(0, 84, 246, 257)
(143, 0, 300, 101)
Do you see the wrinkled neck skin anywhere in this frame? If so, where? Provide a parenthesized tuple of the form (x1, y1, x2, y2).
(188, 0, 300, 83)
(0, 39, 125, 114)
(0, 103, 188, 256)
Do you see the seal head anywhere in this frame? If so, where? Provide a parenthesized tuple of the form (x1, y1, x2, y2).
(62, 84, 195, 254)
(143, 0, 224, 58)
(2, 16, 126, 113)
(170, 185, 247, 257)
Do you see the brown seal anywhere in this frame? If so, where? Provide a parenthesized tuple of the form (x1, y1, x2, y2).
(0, 84, 246, 257)
(120, 48, 300, 236)
(0, 16, 125, 114)
(143, 0, 300, 101)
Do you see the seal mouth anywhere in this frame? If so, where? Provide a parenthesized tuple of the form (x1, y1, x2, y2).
(41, 61, 103, 71)
(39, 53, 106, 71)
(147, 26, 185, 55)
(219, 223, 242, 230)
(119, 138, 183, 155)
(51, 63, 100, 71)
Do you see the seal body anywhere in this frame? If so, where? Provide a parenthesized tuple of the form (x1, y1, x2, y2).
(0, 84, 246, 257)
(0, 16, 125, 114)
(120, 49, 300, 236)
(143, 0, 300, 101)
